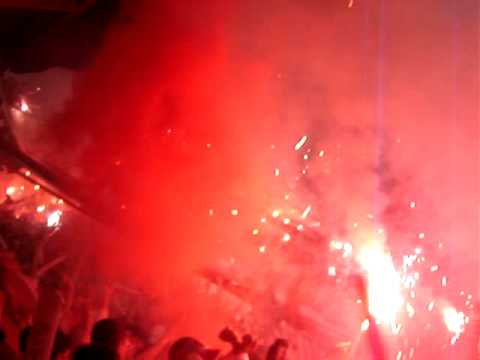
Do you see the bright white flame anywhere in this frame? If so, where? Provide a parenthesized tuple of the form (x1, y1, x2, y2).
(443, 307, 465, 339)
(47, 210, 62, 227)
(357, 243, 403, 324)
(294, 135, 308, 151)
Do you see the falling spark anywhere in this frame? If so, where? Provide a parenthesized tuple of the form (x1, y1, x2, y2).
(430, 265, 439, 272)
(259, 245, 266, 253)
(301, 205, 311, 219)
(25, 170, 31, 177)
(360, 318, 370, 332)
(327, 266, 336, 277)
(231, 209, 239, 216)
(428, 301, 435, 311)
(442, 276, 448, 287)
(252, 229, 259, 236)
(409, 201, 416, 208)
(260, 217, 267, 223)
(274, 168, 280, 177)
(348, 0, 354, 8)
(418, 232, 425, 239)
(294, 135, 308, 151)
(36, 205, 46, 213)
(319, 150, 325, 157)
(34, 184, 40, 191)
(303, 154, 309, 160)
(47, 210, 62, 227)
(272, 210, 280, 218)
(282, 233, 291, 242)
(283, 218, 291, 225)
(208, 209, 214, 216)
(5, 186, 15, 196)
(296, 224, 304, 231)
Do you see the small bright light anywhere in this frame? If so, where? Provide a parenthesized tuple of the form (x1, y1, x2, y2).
(443, 307, 465, 337)
(301, 205, 311, 219)
(414, 247, 422, 254)
(296, 224, 304, 231)
(259, 245, 266, 253)
(208, 209, 214, 216)
(34, 185, 40, 191)
(36, 205, 46, 213)
(303, 154, 309, 160)
(5, 186, 16, 196)
(428, 301, 435, 311)
(20, 100, 29, 112)
(442, 276, 448, 287)
(272, 210, 280, 218)
(294, 135, 308, 151)
(283, 218, 291, 225)
(47, 210, 62, 227)
(282, 233, 291, 242)
(319, 150, 325, 157)
(360, 319, 370, 332)
(252, 229, 259, 236)
(274, 168, 280, 177)
(406, 303, 415, 318)
(410, 201, 416, 208)
(430, 265, 439, 272)
(418, 232, 425, 239)
(25, 170, 31, 176)
(231, 209, 239, 216)
(328, 266, 336, 277)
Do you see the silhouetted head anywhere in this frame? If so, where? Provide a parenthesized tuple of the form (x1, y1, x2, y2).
(91, 318, 124, 351)
(266, 338, 288, 360)
(72, 344, 119, 360)
(169, 337, 219, 360)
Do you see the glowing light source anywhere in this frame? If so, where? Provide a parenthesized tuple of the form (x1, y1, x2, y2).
(282, 233, 291, 242)
(20, 100, 29, 112)
(443, 307, 465, 342)
(272, 209, 280, 218)
(409, 201, 416, 208)
(47, 210, 62, 227)
(259, 245, 266, 253)
(36, 205, 46, 213)
(5, 186, 15, 196)
(357, 243, 403, 324)
(301, 205, 311, 219)
(231, 209, 239, 216)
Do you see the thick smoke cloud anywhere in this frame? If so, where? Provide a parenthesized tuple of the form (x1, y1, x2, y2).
(47, 0, 478, 352)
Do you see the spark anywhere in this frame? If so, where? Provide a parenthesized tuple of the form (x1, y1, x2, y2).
(252, 229, 259, 236)
(231, 209, 239, 216)
(25, 170, 31, 176)
(348, 0, 354, 8)
(260, 217, 267, 223)
(301, 205, 311, 219)
(272, 209, 280, 218)
(282, 233, 291, 242)
(47, 210, 62, 227)
(294, 135, 308, 151)
(36, 205, 46, 213)
(274, 168, 280, 177)
(409, 201, 416, 208)
(319, 150, 325, 157)
(430, 265, 439, 272)
(296, 224, 304, 231)
(34, 184, 40, 191)
(303, 154, 309, 160)
(443, 307, 465, 339)
(328, 266, 336, 277)
(442, 276, 447, 287)
(208, 209, 214, 216)
(418, 232, 425, 239)
(360, 318, 370, 332)
(428, 301, 435, 311)
(414, 247, 422, 254)
(5, 186, 15, 196)
(258, 245, 266, 253)
(20, 100, 29, 112)
(282, 218, 291, 225)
